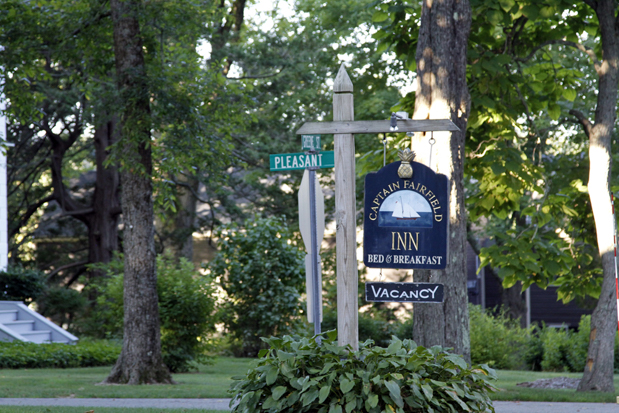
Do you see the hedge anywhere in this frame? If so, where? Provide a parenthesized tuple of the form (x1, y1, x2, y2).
(0, 339, 121, 369)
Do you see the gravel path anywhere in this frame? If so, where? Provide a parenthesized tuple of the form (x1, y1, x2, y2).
(0, 398, 617, 412)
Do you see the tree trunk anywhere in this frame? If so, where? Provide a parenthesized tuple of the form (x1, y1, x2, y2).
(104, 0, 172, 385)
(577, 0, 618, 393)
(88, 117, 121, 278)
(165, 175, 198, 260)
(411, 0, 472, 362)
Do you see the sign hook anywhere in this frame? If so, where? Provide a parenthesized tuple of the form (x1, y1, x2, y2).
(428, 131, 436, 170)
(382, 135, 387, 167)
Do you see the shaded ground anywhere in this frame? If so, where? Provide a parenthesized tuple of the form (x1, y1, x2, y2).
(517, 377, 581, 390)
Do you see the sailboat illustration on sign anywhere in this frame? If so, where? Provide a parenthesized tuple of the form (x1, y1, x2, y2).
(393, 197, 420, 220)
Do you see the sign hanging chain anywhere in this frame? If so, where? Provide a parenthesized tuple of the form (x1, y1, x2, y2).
(428, 131, 436, 170)
(383, 135, 387, 167)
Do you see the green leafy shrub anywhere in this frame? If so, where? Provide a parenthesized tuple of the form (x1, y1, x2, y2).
(0, 339, 121, 369)
(157, 254, 218, 372)
(82, 253, 218, 372)
(0, 266, 46, 303)
(523, 331, 543, 371)
(538, 327, 571, 372)
(564, 316, 592, 372)
(230, 332, 497, 413)
(538, 316, 591, 372)
(208, 216, 305, 357)
(322, 309, 410, 348)
(469, 304, 530, 370)
(37, 286, 87, 331)
(524, 316, 592, 372)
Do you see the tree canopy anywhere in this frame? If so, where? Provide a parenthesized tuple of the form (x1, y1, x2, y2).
(1, 0, 617, 390)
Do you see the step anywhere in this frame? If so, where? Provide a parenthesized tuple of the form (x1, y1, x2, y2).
(20, 330, 51, 343)
(3, 320, 35, 333)
(0, 310, 17, 323)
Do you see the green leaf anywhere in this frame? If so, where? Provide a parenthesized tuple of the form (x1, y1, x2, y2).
(487, 10, 504, 25)
(421, 384, 433, 400)
(445, 354, 467, 369)
(384, 380, 404, 408)
(479, 196, 495, 211)
(387, 339, 402, 354)
(302, 388, 319, 406)
(372, 11, 389, 23)
(329, 403, 343, 413)
(497, 267, 515, 279)
(539, 6, 555, 18)
(498, 0, 515, 12)
(272, 386, 287, 401)
(367, 393, 379, 408)
(562, 88, 577, 102)
(277, 350, 295, 361)
(319, 385, 331, 403)
(548, 103, 561, 120)
(262, 396, 278, 410)
(340, 378, 354, 394)
(320, 362, 336, 374)
(266, 367, 278, 385)
(521, 5, 539, 20)
(543, 260, 561, 275)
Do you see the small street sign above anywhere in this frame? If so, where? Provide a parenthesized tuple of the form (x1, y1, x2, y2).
(302, 134, 321, 151)
(270, 151, 334, 171)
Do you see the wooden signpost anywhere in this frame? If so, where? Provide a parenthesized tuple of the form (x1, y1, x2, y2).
(295, 64, 459, 350)
(270, 135, 331, 338)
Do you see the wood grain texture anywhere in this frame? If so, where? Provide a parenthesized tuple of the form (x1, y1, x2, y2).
(296, 119, 459, 135)
(333, 66, 358, 350)
(333, 64, 353, 93)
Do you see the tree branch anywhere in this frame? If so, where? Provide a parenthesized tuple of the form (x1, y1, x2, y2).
(467, 136, 503, 158)
(62, 208, 95, 216)
(582, 0, 598, 10)
(516, 39, 600, 71)
(569, 109, 593, 138)
(514, 81, 542, 138)
(46, 260, 88, 281)
(70, 11, 111, 37)
(10, 194, 56, 239)
(227, 68, 284, 80)
(173, 179, 210, 204)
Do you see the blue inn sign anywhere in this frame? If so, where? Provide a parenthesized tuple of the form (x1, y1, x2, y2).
(364, 159, 449, 270)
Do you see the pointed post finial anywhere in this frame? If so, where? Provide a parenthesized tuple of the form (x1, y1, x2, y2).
(334, 63, 353, 93)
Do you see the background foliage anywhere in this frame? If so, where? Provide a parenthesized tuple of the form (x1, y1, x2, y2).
(82, 253, 218, 372)
(208, 216, 305, 357)
(0, 339, 120, 369)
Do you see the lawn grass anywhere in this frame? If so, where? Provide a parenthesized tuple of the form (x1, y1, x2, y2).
(0, 408, 222, 413)
(1, 356, 618, 404)
(0, 357, 252, 399)
(492, 369, 619, 403)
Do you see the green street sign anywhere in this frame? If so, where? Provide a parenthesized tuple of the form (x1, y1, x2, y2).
(270, 151, 334, 171)
(302, 134, 321, 151)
